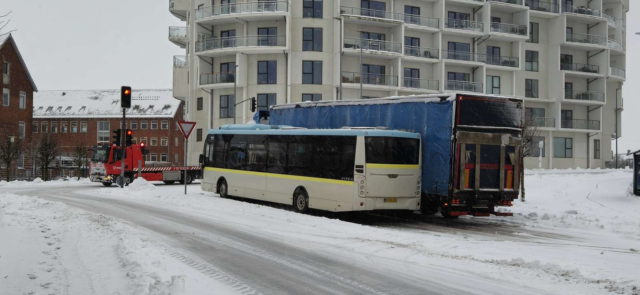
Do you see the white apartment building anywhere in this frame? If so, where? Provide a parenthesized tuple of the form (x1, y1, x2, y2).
(168, 0, 628, 169)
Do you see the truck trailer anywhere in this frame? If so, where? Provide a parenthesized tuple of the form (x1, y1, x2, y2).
(269, 93, 524, 217)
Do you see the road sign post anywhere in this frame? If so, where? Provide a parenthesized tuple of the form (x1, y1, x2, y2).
(177, 121, 196, 195)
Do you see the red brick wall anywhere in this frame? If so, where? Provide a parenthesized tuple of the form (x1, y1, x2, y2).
(0, 37, 35, 179)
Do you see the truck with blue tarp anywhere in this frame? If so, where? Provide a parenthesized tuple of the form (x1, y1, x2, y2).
(268, 93, 524, 217)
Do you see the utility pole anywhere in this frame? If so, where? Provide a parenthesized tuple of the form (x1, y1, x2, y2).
(233, 64, 238, 124)
(360, 38, 364, 99)
(120, 86, 132, 187)
(615, 88, 620, 169)
(334, 17, 343, 100)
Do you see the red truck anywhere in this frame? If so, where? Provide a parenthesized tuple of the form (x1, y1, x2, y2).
(89, 143, 201, 186)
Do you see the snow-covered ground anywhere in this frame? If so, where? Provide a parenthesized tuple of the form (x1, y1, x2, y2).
(1, 170, 639, 295)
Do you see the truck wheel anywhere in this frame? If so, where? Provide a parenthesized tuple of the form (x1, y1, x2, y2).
(102, 182, 112, 187)
(441, 208, 459, 219)
(218, 180, 229, 198)
(126, 176, 134, 186)
(186, 174, 193, 184)
(293, 188, 309, 213)
(163, 181, 175, 185)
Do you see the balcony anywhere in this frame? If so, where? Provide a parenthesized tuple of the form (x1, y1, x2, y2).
(525, 0, 559, 13)
(173, 56, 188, 100)
(168, 26, 187, 48)
(561, 63, 599, 74)
(562, 5, 604, 18)
(195, 35, 286, 55)
(566, 32, 607, 47)
(442, 50, 483, 63)
(483, 55, 519, 68)
(402, 78, 439, 91)
(444, 19, 484, 34)
(341, 72, 399, 87)
(404, 46, 439, 60)
(488, 0, 523, 5)
(195, 2, 289, 24)
(445, 80, 483, 93)
(561, 119, 600, 130)
(564, 89, 605, 102)
(173, 55, 187, 68)
(169, 0, 188, 21)
(490, 23, 528, 38)
(397, 14, 439, 30)
(608, 39, 624, 52)
(609, 66, 626, 80)
(604, 13, 616, 27)
(532, 117, 556, 128)
(344, 38, 402, 55)
(200, 72, 236, 87)
(340, 7, 398, 24)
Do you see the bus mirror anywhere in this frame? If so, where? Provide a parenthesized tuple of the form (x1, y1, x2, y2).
(199, 154, 204, 164)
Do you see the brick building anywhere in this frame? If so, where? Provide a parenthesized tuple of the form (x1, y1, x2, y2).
(33, 89, 185, 178)
(0, 34, 38, 180)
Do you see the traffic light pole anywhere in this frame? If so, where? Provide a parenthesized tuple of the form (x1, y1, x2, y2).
(120, 107, 126, 188)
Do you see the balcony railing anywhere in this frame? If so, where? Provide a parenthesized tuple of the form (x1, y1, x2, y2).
(566, 32, 606, 46)
(445, 19, 484, 32)
(196, 35, 285, 52)
(173, 55, 187, 68)
(610, 66, 625, 79)
(603, 13, 616, 26)
(525, 0, 559, 13)
(340, 6, 397, 20)
(561, 119, 600, 130)
(396, 14, 439, 29)
(200, 72, 236, 85)
(608, 39, 624, 51)
(404, 46, 439, 59)
(483, 55, 519, 68)
(564, 89, 605, 102)
(196, 1, 289, 20)
(561, 63, 599, 74)
(344, 38, 402, 54)
(490, 23, 528, 36)
(532, 117, 556, 128)
(445, 80, 483, 93)
(169, 26, 187, 38)
(402, 78, 439, 91)
(442, 50, 485, 63)
(562, 5, 603, 18)
(341, 72, 398, 87)
(488, 0, 523, 5)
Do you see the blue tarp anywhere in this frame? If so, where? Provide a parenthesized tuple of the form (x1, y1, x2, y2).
(270, 100, 454, 197)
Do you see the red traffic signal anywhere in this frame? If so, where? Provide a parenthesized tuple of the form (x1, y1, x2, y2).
(126, 129, 132, 136)
(140, 142, 145, 147)
(121, 86, 132, 108)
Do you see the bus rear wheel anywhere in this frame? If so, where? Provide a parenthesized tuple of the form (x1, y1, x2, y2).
(293, 189, 309, 213)
(218, 180, 229, 198)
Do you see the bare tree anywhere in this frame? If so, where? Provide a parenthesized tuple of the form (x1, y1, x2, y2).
(36, 134, 59, 181)
(0, 11, 16, 37)
(0, 127, 22, 181)
(72, 142, 90, 180)
(520, 111, 541, 202)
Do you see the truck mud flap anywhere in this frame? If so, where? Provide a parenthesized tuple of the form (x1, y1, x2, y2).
(492, 212, 513, 217)
(450, 211, 469, 217)
(471, 212, 491, 217)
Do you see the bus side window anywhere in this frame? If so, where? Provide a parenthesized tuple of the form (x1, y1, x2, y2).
(203, 140, 211, 166)
(288, 138, 313, 177)
(247, 135, 267, 172)
(267, 136, 287, 174)
(214, 134, 226, 168)
(340, 137, 356, 179)
(228, 135, 247, 170)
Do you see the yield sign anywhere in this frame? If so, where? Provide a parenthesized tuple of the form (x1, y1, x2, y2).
(177, 121, 197, 139)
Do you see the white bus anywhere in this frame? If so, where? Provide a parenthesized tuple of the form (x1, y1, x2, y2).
(200, 124, 422, 213)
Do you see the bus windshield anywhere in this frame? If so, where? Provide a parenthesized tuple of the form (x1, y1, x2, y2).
(91, 145, 110, 163)
(365, 137, 420, 165)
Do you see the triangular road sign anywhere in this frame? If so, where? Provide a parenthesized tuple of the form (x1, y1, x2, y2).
(178, 121, 197, 139)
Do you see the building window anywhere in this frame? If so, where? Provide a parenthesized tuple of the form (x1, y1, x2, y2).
(81, 122, 87, 133)
(32, 121, 38, 133)
(18, 121, 25, 138)
(71, 121, 77, 133)
(220, 95, 235, 118)
(19, 92, 26, 109)
(150, 137, 158, 146)
(553, 137, 573, 158)
(529, 136, 545, 157)
(161, 120, 168, 130)
(140, 137, 148, 145)
(131, 121, 138, 130)
(41, 122, 48, 133)
(303, 28, 322, 52)
(302, 94, 322, 102)
(175, 153, 179, 163)
(97, 121, 110, 143)
(561, 110, 573, 128)
(525, 79, 539, 98)
(2, 89, 8, 106)
(527, 22, 539, 43)
(594, 139, 601, 159)
(141, 121, 148, 130)
(51, 122, 58, 133)
(258, 61, 277, 84)
(303, 0, 322, 18)
(197, 97, 203, 111)
(161, 137, 168, 146)
(525, 51, 539, 72)
(258, 27, 277, 46)
(197, 129, 203, 142)
(17, 153, 24, 169)
(175, 137, 179, 147)
(150, 153, 158, 162)
(486, 76, 500, 95)
(60, 122, 68, 133)
(257, 94, 276, 112)
(2, 62, 9, 80)
(160, 154, 168, 162)
(151, 120, 158, 130)
(302, 61, 322, 85)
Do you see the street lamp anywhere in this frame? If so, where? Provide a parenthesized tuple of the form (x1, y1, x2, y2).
(233, 64, 239, 124)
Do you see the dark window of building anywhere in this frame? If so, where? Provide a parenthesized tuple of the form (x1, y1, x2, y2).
(528, 22, 539, 43)
(525, 79, 539, 98)
(258, 61, 277, 84)
(594, 139, 601, 159)
(257, 94, 276, 112)
(486, 76, 500, 95)
(220, 95, 235, 118)
(303, 0, 323, 18)
(525, 50, 539, 72)
(302, 94, 322, 102)
(554, 137, 573, 158)
(302, 61, 322, 84)
(303, 28, 323, 52)
(197, 97, 203, 111)
(197, 129, 203, 142)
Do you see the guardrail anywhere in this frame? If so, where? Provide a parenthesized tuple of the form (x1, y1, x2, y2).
(610, 66, 625, 79)
(445, 80, 483, 93)
(562, 5, 603, 18)
(483, 55, 519, 68)
(340, 6, 396, 20)
(169, 27, 187, 38)
(603, 13, 616, 26)
(397, 14, 439, 28)
(532, 117, 556, 128)
(561, 119, 600, 130)
(491, 23, 528, 36)
(445, 19, 484, 32)
(442, 50, 484, 63)
(402, 78, 439, 91)
(196, 35, 285, 52)
(526, 0, 559, 13)
(560, 63, 599, 74)
(404, 46, 439, 59)
(344, 38, 402, 54)
(196, 1, 289, 20)
(200, 72, 236, 85)
(341, 72, 398, 87)
(608, 39, 624, 51)
(173, 56, 187, 68)
(564, 89, 605, 102)
(566, 32, 606, 46)
(488, 0, 523, 5)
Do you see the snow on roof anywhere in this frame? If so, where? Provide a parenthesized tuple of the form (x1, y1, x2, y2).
(34, 89, 181, 119)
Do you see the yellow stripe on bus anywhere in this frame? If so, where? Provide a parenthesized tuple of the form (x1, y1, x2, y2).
(204, 167, 354, 186)
(366, 164, 420, 169)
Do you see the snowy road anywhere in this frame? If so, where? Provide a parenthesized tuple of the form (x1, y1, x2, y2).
(2, 170, 639, 295)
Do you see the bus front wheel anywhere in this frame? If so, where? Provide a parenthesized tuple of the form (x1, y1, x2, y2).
(218, 179, 229, 198)
(293, 189, 309, 213)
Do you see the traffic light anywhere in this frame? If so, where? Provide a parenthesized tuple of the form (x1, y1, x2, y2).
(140, 142, 149, 156)
(112, 129, 121, 146)
(121, 86, 132, 108)
(125, 129, 133, 146)
(250, 97, 257, 112)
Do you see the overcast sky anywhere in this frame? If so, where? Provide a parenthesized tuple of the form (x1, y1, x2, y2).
(3, 0, 640, 153)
